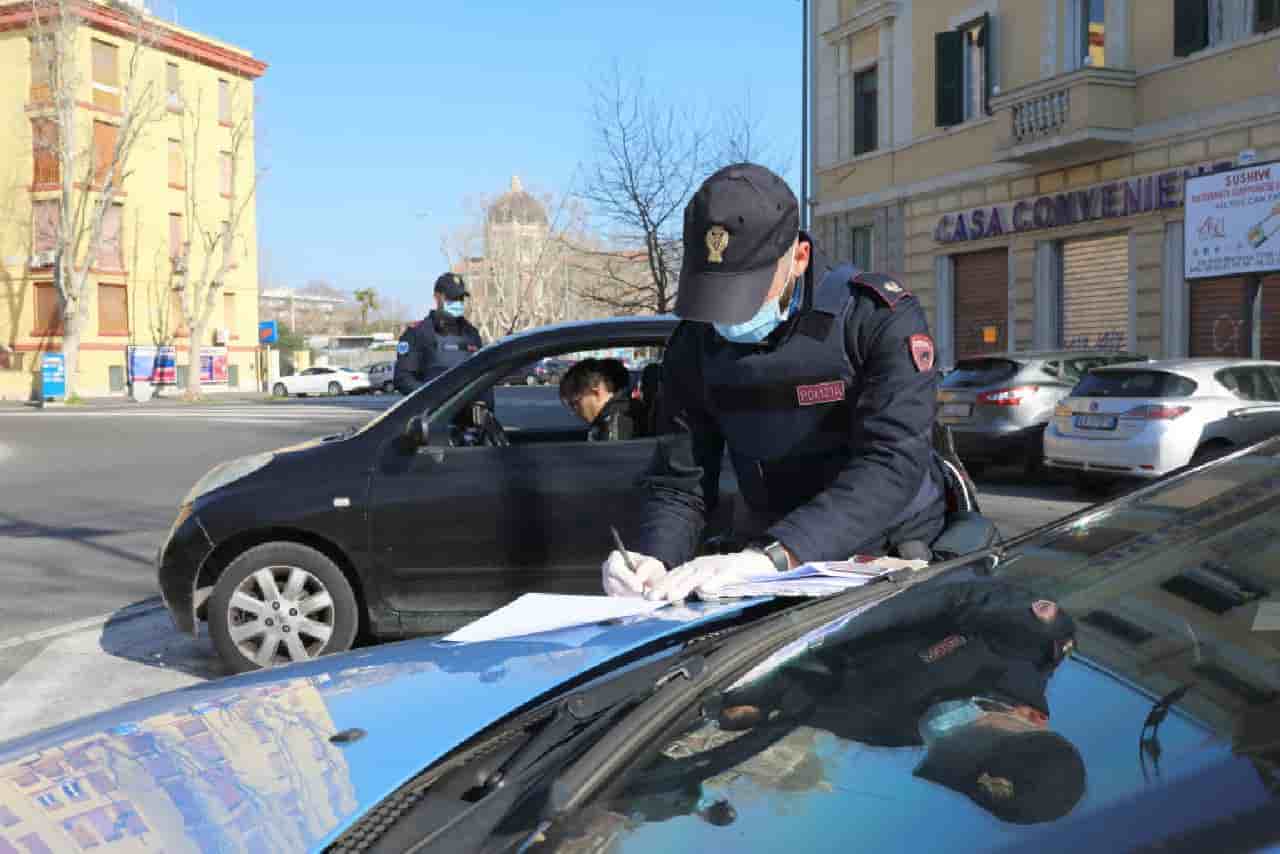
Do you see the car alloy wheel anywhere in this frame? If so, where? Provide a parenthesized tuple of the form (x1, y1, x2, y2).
(526, 375, 538, 386)
(273, 382, 288, 397)
(209, 542, 359, 673)
(328, 381, 343, 396)
(383, 381, 394, 393)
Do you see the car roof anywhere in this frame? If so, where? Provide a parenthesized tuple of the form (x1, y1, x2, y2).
(1091, 357, 1280, 377)
(955, 350, 1146, 362)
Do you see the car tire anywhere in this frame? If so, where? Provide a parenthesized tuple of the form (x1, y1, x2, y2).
(526, 375, 538, 386)
(272, 382, 289, 397)
(382, 381, 394, 393)
(328, 381, 343, 396)
(208, 542, 359, 674)
(963, 461, 986, 479)
(1072, 473, 1114, 497)
(1023, 428, 1047, 477)
(1191, 441, 1232, 468)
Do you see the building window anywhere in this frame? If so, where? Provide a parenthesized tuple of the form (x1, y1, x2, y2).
(98, 283, 128, 335)
(1176, 0, 1268, 55)
(851, 226, 873, 270)
(935, 13, 990, 127)
(1258, 0, 1280, 31)
(34, 283, 61, 335)
(32, 200, 59, 256)
(853, 66, 878, 155)
(168, 138, 184, 188)
(169, 213, 184, 261)
(1075, 0, 1106, 68)
(223, 291, 237, 332)
(98, 204, 123, 271)
(93, 120, 119, 186)
(166, 62, 181, 111)
(91, 39, 119, 111)
(30, 35, 54, 103)
(218, 78, 232, 124)
(219, 151, 233, 197)
(32, 117, 59, 187)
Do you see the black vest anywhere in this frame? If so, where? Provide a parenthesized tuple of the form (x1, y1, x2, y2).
(425, 314, 476, 380)
(697, 263, 940, 528)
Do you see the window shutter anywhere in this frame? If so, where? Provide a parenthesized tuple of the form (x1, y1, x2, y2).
(1174, 0, 1209, 56)
(98, 204, 123, 271)
(32, 200, 59, 253)
(35, 284, 62, 335)
(98, 284, 128, 335)
(218, 79, 231, 123)
(169, 213, 183, 260)
(93, 121, 118, 186)
(169, 139, 183, 187)
(219, 152, 232, 196)
(32, 118, 59, 186)
(980, 12, 992, 115)
(224, 292, 237, 331)
(935, 30, 965, 127)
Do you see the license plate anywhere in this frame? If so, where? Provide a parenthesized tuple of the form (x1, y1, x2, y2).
(1074, 414, 1117, 430)
(940, 402, 972, 418)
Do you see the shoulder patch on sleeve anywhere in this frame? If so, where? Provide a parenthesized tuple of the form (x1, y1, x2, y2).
(397, 340, 410, 356)
(851, 272, 910, 309)
(908, 334, 935, 372)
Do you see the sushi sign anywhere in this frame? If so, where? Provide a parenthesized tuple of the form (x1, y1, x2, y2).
(1184, 160, 1280, 279)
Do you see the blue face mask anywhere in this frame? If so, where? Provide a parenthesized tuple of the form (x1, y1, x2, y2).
(443, 300, 466, 318)
(713, 255, 802, 344)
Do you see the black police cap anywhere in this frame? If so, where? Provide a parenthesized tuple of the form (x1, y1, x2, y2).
(915, 728, 1086, 825)
(434, 273, 468, 300)
(676, 163, 800, 324)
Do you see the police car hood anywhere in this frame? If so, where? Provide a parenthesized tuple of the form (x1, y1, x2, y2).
(0, 601, 755, 853)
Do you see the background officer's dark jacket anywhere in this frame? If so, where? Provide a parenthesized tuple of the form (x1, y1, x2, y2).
(393, 310, 484, 395)
(633, 242, 944, 569)
(588, 393, 639, 442)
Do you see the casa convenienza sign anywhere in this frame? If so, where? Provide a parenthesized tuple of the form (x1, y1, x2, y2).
(934, 159, 1238, 245)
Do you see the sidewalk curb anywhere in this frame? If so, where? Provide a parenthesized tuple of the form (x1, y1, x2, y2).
(0, 597, 164, 653)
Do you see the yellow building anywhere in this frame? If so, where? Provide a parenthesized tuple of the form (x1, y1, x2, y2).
(0, 0, 266, 399)
(808, 0, 1280, 366)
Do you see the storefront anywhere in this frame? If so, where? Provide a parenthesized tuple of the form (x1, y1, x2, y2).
(951, 248, 1008, 357)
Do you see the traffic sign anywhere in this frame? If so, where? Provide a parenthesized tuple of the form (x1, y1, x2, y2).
(259, 320, 279, 344)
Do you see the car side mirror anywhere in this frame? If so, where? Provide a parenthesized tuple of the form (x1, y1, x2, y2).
(404, 415, 429, 447)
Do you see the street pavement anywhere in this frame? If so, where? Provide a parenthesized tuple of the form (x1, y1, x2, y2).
(0, 390, 1091, 741)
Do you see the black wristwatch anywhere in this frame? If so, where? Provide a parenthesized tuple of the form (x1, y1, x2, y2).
(747, 539, 791, 572)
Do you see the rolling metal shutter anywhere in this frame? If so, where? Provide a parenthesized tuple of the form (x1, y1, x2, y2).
(1061, 234, 1129, 350)
(953, 248, 1008, 357)
(1263, 274, 1280, 360)
(1190, 277, 1253, 358)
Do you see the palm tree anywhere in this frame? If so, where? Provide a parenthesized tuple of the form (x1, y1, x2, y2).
(354, 288, 379, 328)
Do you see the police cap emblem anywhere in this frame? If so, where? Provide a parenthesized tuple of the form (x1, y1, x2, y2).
(706, 225, 730, 264)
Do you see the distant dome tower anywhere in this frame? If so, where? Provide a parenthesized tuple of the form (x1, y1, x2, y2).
(485, 175, 549, 261)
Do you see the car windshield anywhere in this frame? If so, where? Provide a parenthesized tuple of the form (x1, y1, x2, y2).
(504, 442, 1280, 854)
(942, 358, 1020, 388)
(1072, 370, 1198, 398)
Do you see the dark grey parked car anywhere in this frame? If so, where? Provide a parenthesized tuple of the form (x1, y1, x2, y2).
(938, 350, 1147, 474)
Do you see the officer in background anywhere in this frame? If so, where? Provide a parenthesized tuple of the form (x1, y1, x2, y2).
(603, 163, 946, 600)
(560, 358, 639, 442)
(393, 273, 484, 395)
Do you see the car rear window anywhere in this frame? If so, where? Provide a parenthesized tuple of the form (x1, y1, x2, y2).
(1072, 370, 1198, 398)
(941, 358, 1020, 388)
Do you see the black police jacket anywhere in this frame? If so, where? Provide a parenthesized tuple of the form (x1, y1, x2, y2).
(634, 241, 945, 568)
(393, 311, 484, 395)
(587, 394, 639, 442)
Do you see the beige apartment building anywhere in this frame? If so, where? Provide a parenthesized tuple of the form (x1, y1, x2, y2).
(808, 0, 1280, 367)
(0, 0, 266, 399)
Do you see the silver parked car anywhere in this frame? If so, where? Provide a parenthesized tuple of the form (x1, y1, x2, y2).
(1044, 358, 1280, 484)
(937, 350, 1146, 474)
(364, 360, 394, 393)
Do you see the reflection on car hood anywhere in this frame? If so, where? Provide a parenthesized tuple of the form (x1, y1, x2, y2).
(0, 601, 754, 853)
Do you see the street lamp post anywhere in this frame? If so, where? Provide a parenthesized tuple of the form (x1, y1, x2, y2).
(800, 0, 809, 231)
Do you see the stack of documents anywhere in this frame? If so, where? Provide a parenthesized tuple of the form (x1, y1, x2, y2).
(709, 556, 928, 599)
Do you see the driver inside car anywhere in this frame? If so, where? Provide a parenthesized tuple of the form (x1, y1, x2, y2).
(560, 358, 640, 442)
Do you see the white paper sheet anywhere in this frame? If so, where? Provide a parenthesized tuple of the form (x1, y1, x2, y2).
(711, 556, 928, 599)
(441, 593, 668, 644)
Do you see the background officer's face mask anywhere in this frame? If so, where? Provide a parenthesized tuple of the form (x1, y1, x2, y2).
(444, 300, 466, 318)
(713, 248, 799, 344)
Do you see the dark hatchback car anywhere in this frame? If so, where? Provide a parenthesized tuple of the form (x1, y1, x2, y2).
(158, 317, 742, 673)
(938, 350, 1147, 474)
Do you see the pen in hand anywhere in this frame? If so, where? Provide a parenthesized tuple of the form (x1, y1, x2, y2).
(610, 526, 651, 593)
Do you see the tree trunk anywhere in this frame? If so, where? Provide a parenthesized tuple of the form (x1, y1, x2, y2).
(60, 313, 81, 400)
(185, 314, 207, 401)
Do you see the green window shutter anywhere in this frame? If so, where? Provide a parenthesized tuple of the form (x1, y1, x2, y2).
(979, 12, 992, 115)
(1174, 0, 1209, 57)
(935, 30, 964, 127)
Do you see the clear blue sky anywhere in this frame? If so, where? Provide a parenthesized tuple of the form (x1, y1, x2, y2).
(171, 1, 804, 318)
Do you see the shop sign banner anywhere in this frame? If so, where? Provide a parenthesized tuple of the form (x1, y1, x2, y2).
(128, 346, 177, 384)
(934, 159, 1236, 245)
(1184, 161, 1280, 279)
(200, 347, 229, 384)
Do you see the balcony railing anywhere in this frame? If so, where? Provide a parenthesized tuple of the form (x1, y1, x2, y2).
(992, 68, 1136, 163)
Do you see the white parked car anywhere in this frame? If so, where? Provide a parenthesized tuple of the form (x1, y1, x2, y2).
(1044, 358, 1280, 483)
(271, 366, 369, 397)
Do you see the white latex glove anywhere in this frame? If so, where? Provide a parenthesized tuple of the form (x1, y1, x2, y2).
(602, 550, 667, 598)
(646, 550, 776, 603)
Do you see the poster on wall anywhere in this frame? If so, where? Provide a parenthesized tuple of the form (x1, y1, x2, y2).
(200, 347, 229, 384)
(127, 346, 178, 385)
(1184, 161, 1280, 279)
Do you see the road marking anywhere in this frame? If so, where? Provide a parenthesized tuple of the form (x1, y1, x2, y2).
(0, 597, 163, 653)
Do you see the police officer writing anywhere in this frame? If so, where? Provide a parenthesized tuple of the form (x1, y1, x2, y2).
(559, 358, 639, 442)
(393, 273, 485, 395)
(603, 163, 946, 601)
